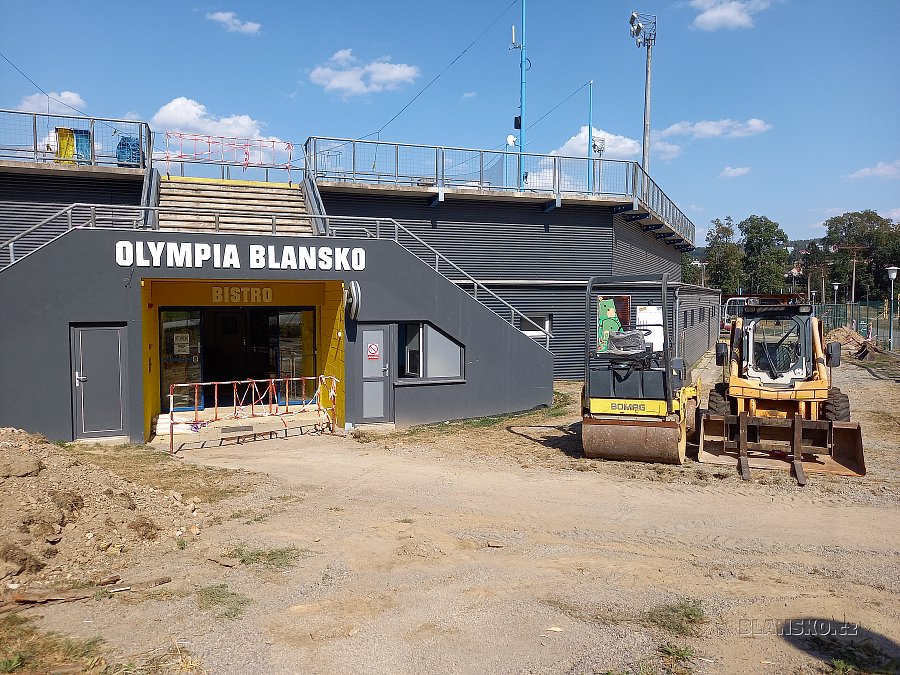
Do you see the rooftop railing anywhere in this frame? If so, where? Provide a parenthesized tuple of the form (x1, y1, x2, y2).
(304, 136, 695, 245)
(0, 108, 151, 170)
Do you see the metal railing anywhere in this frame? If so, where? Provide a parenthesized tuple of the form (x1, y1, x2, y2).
(304, 136, 695, 245)
(0, 108, 151, 169)
(816, 302, 897, 350)
(0, 201, 552, 349)
(0, 202, 315, 269)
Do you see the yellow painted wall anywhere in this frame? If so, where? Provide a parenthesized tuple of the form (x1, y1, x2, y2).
(140, 279, 345, 439)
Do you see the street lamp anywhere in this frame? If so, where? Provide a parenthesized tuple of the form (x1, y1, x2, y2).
(832, 282, 840, 305)
(888, 266, 899, 351)
(811, 290, 817, 304)
(691, 260, 708, 286)
(628, 11, 656, 174)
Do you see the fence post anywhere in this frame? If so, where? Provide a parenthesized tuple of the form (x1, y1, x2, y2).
(352, 141, 357, 181)
(32, 114, 38, 161)
(89, 120, 95, 164)
(90, 206, 96, 228)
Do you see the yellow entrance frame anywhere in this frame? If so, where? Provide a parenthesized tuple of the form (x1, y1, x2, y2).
(140, 279, 345, 440)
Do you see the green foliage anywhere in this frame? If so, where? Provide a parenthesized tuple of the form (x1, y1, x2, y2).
(644, 598, 706, 636)
(227, 544, 305, 569)
(681, 254, 701, 285)
(705, 217, 744, 293)
(822, 209, 900, 300)
(738, 214, 789, 293)
(195, 584, 251, 619)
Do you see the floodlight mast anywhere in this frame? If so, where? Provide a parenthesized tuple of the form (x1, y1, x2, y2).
(629, 11, 656, 174)
(510, 1, 527, 190)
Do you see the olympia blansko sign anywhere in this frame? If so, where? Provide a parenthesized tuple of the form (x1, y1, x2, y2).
(115, 241, 367, 270)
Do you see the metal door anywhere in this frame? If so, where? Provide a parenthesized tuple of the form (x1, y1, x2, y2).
(72, 326, 128, 439)
(361, 325, 392, 422)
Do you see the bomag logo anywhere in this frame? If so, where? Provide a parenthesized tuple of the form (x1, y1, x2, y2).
(610, 403, 647, 411)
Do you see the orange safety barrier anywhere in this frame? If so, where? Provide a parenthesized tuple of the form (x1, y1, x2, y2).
(167, 375, 338, 454)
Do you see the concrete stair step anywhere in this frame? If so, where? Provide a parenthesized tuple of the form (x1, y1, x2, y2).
(161, 180, 302, 196)
(158, 196, 306, 210)
(158, 223, 312, 235)
(158, 213, 312, 226)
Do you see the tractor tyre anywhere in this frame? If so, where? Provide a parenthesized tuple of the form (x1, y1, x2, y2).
(707, 383, 730, 416)
(823, 387, 851, 422)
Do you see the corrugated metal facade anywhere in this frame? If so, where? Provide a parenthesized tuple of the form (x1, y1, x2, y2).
(321, 189, 711, 378)
(0, 172, 143, 258)
(674, 285, 722, 369)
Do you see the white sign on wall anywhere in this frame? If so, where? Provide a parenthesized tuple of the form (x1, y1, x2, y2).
(636, 305, 664, 352)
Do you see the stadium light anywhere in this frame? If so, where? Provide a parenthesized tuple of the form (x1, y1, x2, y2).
(628, 11, 656, 173)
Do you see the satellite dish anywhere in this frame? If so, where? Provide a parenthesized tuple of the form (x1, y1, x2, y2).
(506, 134, 517, 147)
(344, 280, 361, 320)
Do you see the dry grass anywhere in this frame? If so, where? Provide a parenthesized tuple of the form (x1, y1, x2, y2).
(195, 584, 251, 619)
(65, 443, 251, 503)
(0, 614, 104, 674)
(226, 544, 308, 569)
(644, 599, 706, 637)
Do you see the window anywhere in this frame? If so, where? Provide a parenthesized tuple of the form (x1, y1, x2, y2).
(399, 323, 463, 379)
(520, 313, 551, 340)
(700, 307, 706, 323)
(690, 309, 695, 327)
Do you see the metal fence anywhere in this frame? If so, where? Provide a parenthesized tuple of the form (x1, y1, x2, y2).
(304, 136, 695, 245)
(815, 302, 897, 350)
(0, 108, 151, 169)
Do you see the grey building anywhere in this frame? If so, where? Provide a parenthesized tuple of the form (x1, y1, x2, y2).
(0, 111, 717, 444)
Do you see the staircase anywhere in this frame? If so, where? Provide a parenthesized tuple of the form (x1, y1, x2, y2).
(157, 177, 312, 236)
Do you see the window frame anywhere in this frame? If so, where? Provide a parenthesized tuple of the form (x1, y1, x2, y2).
(398, 322, 465, 382)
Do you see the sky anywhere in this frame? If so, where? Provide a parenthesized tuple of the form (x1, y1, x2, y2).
(2, 0, 899, 243)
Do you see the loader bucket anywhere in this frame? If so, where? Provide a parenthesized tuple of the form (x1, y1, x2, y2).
(582, 416, 684, 464)
(698, 413, 865, 482)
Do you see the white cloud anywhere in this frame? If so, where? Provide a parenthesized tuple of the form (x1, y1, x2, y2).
(689, 0, 771, 31)
(206, 11, 261, 34)
(652, 139, 682, 161)
(688, 204, 705, 212)
(151, 97, 266, 138)
(720, 166, 751, 177)
(884, 207, 900, 222)
(17, 91, 86, 115)
(310, 49, 421, 97)
(462, 91, 477, 99)
(847, 160, 900, 180)
(552, 126, 641, 161)
(658, 117, 772, 139)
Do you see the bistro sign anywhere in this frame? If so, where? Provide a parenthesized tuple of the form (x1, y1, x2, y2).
(115, 241, 367, 271)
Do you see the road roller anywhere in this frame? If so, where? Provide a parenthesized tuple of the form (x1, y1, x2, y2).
(581, 274, 701, 464)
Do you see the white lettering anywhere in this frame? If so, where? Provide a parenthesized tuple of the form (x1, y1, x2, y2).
(115, 241, 133, 266)
(280, 246, 297, 270)
(166, 242, 191, 267)
(298, 247, 315, 270)
(267, 245, 281, 269)
(194, 243, 211, 268)
(249, 245, 265, 269)
(136, 241, 150, 267)
(351, 248, 366, 270)
(147, 241, 165, 267)
(334, 247, 351, 270)
(318, 247, 333, 270)
(222, 244, 240, 268)
(213, 243, 222, 268)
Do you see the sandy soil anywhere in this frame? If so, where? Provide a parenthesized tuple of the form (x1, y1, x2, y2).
(5, 355, 900, 674)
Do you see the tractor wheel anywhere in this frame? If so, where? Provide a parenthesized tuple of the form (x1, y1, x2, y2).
(823, 387, 851, 422)
(707, 383, 730, 416)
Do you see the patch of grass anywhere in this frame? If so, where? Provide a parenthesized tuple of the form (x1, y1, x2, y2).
(65, 443, 249, 504)
(657, 642, 696, 674)
(244, 513, 268, 525)
(110, 643, 204, 674)
(176, 537, 187, 550)
(807, 634, 900, 674)
(546, 389, 575, 418)
(226, 544, 306, 569)
(397, 517, 415, 524)
(196, 584, 251, 619)
(644, 599, 706, 637)
(0, 614, 105, 674)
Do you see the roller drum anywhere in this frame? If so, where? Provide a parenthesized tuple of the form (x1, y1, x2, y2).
(582, 417, 684, 464)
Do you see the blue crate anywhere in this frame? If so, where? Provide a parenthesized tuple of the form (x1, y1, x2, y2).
(116, 135, 142, 167)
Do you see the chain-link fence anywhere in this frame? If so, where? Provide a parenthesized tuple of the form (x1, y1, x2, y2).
(814, 302, 897, 351)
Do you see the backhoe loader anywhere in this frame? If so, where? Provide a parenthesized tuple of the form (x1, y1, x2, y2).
(698, 301, 865, 485)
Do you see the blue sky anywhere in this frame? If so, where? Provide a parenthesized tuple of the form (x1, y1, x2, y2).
(2, 0, 898, 242)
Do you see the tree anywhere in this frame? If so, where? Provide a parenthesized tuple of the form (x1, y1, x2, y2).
(681, 254, 700, 285)
(821, 210, 900, 300)
(738, 215, 789, 294)
(705, 216, 744, 294)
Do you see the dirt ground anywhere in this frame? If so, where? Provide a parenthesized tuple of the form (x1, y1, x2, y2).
(2, 352, 899, 674)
